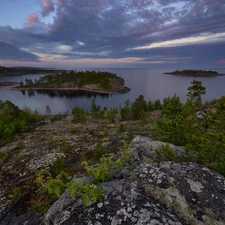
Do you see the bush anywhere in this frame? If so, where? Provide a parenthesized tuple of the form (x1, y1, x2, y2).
(72, 105, 87, 123)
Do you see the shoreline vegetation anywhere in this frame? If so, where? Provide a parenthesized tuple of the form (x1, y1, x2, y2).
(0, 69, 130, 94)
(164, 69, 224, 77)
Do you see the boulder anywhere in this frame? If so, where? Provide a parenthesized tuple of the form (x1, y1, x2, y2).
(43, 179, 183, 225)
(132, 162, 225, 225)
(129, 135, 185, 162)
(42, 136, 225, 225)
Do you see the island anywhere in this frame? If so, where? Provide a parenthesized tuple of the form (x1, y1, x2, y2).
(9, 70, 130, 94)
(164, 69, 223, 77)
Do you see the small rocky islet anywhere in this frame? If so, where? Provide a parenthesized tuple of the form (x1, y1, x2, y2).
(164, 69, 223, 77)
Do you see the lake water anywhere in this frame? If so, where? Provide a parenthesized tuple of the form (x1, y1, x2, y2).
(1, 68, 225, 114)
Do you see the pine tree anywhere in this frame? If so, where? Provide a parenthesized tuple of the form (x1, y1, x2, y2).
(187, 80, 206, 106)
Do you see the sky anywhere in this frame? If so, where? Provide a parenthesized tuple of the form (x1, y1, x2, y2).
(0, 0, 225, 69)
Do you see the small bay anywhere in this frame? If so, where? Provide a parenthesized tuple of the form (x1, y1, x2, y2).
(0, 68, 225, 114)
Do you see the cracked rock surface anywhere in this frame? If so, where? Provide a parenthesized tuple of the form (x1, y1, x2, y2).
(43, 136, 225, 225)
(43, 179, 183, 225)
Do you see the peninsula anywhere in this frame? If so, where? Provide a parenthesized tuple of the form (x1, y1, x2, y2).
(11, 70, 130, 94)
(164, 69, 222, 77)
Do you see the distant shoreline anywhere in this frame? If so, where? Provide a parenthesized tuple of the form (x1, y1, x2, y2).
(0, 70, 65, 77)
(164, 69, 225, 77)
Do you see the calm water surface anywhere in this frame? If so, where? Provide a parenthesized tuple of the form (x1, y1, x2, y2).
(0, 68, 225, 114)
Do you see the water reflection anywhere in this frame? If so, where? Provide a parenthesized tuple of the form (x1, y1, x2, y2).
(20, 90, 110, 99)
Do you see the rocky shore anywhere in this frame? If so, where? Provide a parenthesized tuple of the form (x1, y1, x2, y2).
(1, 76, 130, 94)
(0, 111, 225, 225)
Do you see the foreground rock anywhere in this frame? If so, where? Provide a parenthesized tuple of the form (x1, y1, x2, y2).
(42, 136, 225, 225)
(43, 179, 183, 225)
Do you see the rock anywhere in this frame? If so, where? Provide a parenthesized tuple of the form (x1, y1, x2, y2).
(42, 137, 225, 225)
(132, 162, 225, 225)
(43, 161, 225, 225)
(129, 135, 185, 163)
(43, 179, 183, 225)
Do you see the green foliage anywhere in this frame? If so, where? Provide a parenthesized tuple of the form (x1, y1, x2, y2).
(120, 97, 162, 121)
(91, 144, 106, 161)
(155, 95, 201, 146)
(62, 141, 72, 152)
(153, 99, 162, 110)
(0, 100, 40, 145)
(51, 156, 67, 174)
(11, 187, 21, 203)
(35, 143, 131, 207)
(187, 80, 206, 106)
(91, 98, 98, 113)
(16, 140, 26, 149)
(118, 123, 125, 132)
(70, 179, 103, 206)
(155, 143, 177, 162)
(120, 99, 133, 121)
(185, 96, 225, 175)
(131, 95, 147, 120)
(82, 155, 114, 183)
(0, 152, 9, 163)
(155, 81, 225, 176)
(72, 105, 87, 123)
(82, 144, 131, 183)
(21, 70, 115, 89)
(126, 129, 134, 143)
(36, 169, 70, 198)
(47, 137, 58, 148)
(45, 105, 52, 115)
(104, 108, 118, 122)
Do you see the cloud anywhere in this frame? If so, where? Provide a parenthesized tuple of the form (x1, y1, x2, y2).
(1, 0, 225, 68)
(0, 41, 40, 61)
(41, 0, 55, 17)
(27, 13, 39, 24)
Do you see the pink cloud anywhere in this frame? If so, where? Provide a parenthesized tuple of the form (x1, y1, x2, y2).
(27, 13, 39, 24)
(42, 0, 55, 17)
(5, 40, 14, 46)
(57, 0, 66, 6)
(216, 59, 225, 65)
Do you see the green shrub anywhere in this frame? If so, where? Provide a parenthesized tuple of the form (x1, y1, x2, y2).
(155, 143, 177, 162)
(51, 156, 67, 174)
(72, 106, 87, 123)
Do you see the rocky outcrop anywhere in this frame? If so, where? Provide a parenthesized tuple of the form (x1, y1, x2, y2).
(42, 136, 225, 225)
(43, 179, 183, 225)
(129, 135, 185, 163)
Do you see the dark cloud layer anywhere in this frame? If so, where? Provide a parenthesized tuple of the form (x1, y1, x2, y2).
(0, 41, 39, 61)
(1, 0, 225, 67)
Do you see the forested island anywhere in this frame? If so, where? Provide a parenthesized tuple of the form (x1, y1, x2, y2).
(164, 69, 221, 77)
(14, 70, 130, 94)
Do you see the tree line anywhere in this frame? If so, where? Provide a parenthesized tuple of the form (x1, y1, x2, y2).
(19, 70, 118, 89)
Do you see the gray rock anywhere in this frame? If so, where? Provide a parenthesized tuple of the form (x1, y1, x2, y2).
(43, 161, 225, 225)
(132, 162, 225, 225)
(42, 136, 225, 225)
(43, 179, 183, 225)
(129, 135, 185, 162)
